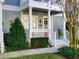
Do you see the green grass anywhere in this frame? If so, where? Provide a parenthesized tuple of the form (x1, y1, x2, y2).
(9, 53, 66, 59)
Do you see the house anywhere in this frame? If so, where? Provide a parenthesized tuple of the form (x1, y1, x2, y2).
(0, 0, 69, 53)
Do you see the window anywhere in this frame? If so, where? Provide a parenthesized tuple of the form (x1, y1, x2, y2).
(38, 18, 43, 29)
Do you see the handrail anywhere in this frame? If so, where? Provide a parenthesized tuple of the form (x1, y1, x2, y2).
(20, 0, 63, 8)
(66, 30, 69, 40)
(51, 0, 64, 5)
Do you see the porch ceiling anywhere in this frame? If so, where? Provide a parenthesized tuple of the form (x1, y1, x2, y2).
(51, 11, 62, 15)
(22, 7, 62, 15)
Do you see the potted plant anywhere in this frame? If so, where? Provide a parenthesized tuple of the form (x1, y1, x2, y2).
(57, 29, 63, 39)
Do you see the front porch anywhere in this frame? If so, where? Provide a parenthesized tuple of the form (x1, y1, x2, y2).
(20, 7, 68, 48)
(0, 2, 67, 53)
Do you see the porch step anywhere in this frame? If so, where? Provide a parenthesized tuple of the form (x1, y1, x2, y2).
(49, 39, 69, 47)
(55, 40, 69, 47)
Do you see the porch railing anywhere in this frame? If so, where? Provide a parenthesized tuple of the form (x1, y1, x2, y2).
(66, 30, 69, 40)
(50, 31, 69, 47)
(20, 0, 64, 6)
(51, 0, 64, 5)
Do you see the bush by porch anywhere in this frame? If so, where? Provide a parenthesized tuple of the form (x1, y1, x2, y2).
(31, 37, 48, 48)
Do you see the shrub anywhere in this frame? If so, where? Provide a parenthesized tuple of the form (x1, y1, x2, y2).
(58, 29, 63, 36)
(66, 22, 69, 31)
(31, 37, 48, 48)
(6, 17, 28, 51)
(58, 46, 79, 59)
(4, 33, 9, 48)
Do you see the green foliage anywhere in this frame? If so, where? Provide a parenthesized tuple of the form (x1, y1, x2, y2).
(31, 37, 48, 48)
(4, 33, 9, 48)
(6, 17, 27, 51)
(9, 53, 65, 59)
(58, 29, 63, 36)
(58, 46, 79, 59)
(57, 29, 63, 39)
(66, 21, 70, 31)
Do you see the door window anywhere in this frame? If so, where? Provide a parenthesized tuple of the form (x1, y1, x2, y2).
(43, 17, 48, 29)
(22, 15, 29, 30)
(32, 16, 38, 29)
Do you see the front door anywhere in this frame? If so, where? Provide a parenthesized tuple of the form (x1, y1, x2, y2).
(32, 16, 48, 38)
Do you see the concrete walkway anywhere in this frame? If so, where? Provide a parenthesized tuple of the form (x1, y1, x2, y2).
(0, 47, 58, 59)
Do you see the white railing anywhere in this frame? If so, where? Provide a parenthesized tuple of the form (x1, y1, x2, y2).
(20, 0, 48, 6)
(50, 31, 69, 47)
(51, 0, 64, 5)
(20, 0, 63, 7)
(49, 31, 56, 46)
(66, 30, 69, 40)
(32, 29, 48, 38)
(20, 0, 63, 11)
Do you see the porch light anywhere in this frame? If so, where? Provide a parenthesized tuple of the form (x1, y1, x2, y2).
(24, 17, 27, 19)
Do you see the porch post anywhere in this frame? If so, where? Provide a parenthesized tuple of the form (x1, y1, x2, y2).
(29, 7, 32, 46)
(63, 18, 66, 40)
(0, 0, 4, 53)
(48, 9, 51, 41)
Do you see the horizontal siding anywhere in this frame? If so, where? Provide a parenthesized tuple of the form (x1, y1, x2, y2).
(4, 0, 20, 6)
(53, 15, 63, 32)
(2, 10, 20, 33)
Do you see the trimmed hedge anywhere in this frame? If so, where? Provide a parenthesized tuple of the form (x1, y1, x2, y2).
(31, 37, 48, 48)
(58, 46, 79, 59)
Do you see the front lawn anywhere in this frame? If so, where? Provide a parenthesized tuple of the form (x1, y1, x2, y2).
(9, 53, 66, 59)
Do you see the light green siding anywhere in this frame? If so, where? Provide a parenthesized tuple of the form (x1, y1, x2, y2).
(2, 10, 20, 33)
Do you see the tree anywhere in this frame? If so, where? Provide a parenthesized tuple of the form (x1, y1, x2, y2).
(7, 17, 26, 51)
(64, 0, 79, 48)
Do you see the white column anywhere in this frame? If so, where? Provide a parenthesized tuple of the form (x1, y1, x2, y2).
(63, 1, 66, 40)
(63, 18, 66, 40)
(48, 9, 51, 41)
(0, 2, 4, 53)
(54, 32, 56, 47)
(29, 7, 32, 43)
